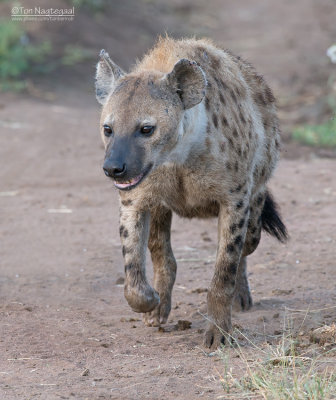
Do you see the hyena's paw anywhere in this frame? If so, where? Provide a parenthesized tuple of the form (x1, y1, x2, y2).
(143, 295, 171, 327)
(233, 279, 253, 312)
(124, 282, 160, 313)
(204, 321, 231, 349)
(204, 291, 232, 349)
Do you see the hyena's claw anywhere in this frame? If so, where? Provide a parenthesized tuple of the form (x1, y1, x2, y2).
(143, 296, 171, 327)
(204, 323, 231, 349)
(233, 290, 253, 311)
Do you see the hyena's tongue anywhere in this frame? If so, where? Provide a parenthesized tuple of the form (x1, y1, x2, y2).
(114, 173, 144, 189)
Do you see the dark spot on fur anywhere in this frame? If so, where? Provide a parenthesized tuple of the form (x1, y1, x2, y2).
(123, 229, 129, 238)
(124, 263, 134, 273)
(214, 76, 221, 87)
(219, 92, 226, 105)
(238, 218, 245, 229)
(237, 146, 242, 156)
(121, 199, 132, 206)
(228, 262, 237, 275)
(233, 128, 238, 137)
(206, 122, 211, 134)
(251, 226, 257, 234)
(256, 195, 264, 206)
(236, 200, 244, 210)
(227, 243, 235, 253)
(220, 142, 226, 152)
(244, 207, 249, 215)
(119, 225, 125, 236)
(234, 235, 242, 247)
(235, 161, 239, 172)
(122, 246, 128, 257)
(221, 115, 228, 126)
(211, 57, 220, 70)
(228, 137, 234, 148)
(230, 224, 237, 234)
(220, 79, 229, 90)
(226, 161, 232, 170)
(239, 109, 246, 124)
(212, 113, 218, 129)
(205, 97, 210, 111)
(251, 237, 259, 247)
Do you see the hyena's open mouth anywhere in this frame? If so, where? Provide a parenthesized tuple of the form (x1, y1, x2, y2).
(114, 164, 153, 191)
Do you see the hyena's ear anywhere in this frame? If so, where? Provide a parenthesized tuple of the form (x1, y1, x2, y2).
(95, 49, 125, 105)
(166, 59, 206, 109)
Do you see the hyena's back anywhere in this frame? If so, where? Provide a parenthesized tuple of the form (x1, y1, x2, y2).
(137, 37, 281, 194)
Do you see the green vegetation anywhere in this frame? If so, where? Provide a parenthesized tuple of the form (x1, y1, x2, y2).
(68, 0, 107, 12)
(61, 45, 95, 66)
(293, 114, 336, 148)
(219, 320, 336, 399)
(0, 19, 51, 91)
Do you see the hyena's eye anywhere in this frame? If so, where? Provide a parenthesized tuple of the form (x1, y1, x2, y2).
(140, 125, 155, 135)
(103, 124, 113, 137)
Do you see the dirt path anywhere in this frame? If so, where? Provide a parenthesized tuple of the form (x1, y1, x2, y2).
(0, 91, 335, 399)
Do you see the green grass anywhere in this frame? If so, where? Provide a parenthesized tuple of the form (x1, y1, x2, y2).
(0, 19, 51, 91)
(292, 114, 336, 148)
(61, 45, 95, 66)
(218, 321, 336, 399)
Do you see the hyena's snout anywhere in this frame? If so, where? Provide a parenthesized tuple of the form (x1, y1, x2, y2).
(103, 158, 127, 179)
(102, 136, 151, 191)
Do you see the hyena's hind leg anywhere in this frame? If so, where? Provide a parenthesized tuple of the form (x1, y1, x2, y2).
(233, 257, 252, 311)
(143, 206, 177, 327)
(233, 189, 288, 312)
(233, 191, 265, 311)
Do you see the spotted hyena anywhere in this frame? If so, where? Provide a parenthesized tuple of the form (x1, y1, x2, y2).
(95, 37, 288, 348)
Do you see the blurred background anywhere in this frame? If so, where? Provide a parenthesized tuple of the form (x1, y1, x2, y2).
(1, 0, 336, 151)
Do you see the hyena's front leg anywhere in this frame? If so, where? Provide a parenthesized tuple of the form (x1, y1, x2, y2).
(204, 203, 249, 348)
(143, 206, 177, 327)
(119, 203, 160, 313)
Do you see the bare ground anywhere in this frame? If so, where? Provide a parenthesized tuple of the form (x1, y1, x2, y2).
(0, 0, 336, 399)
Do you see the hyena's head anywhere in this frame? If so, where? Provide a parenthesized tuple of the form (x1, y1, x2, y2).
(95, 50, 206, 191)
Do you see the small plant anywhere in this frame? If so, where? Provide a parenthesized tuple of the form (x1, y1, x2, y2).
(0, 19, 51, 91)
(218, 315, 336, 400)
(292, 115, 336, 148)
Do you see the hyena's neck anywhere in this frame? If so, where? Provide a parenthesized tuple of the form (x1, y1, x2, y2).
(166, 101, 208, 165)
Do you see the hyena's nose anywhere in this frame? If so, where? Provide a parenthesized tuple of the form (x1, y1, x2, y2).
(103, 160, 127, 179)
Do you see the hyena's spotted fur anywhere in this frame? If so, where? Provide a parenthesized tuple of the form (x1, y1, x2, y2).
(95, 37, 288, 348)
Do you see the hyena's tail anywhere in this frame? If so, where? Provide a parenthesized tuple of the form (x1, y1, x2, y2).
(261, 190, 288, 243)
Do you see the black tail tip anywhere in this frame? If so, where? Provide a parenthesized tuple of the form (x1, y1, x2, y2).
(261, 191, 289, 243)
